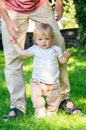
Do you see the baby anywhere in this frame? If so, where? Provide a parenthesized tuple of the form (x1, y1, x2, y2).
(13, 23, 70, 118)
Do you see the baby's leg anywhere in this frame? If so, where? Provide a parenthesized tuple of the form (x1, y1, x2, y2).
(46, 83, 61, 116)
(30, 79, 46, 118)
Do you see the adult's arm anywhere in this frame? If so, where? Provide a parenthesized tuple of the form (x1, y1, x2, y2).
(0, 0, 18, 43)
(55, 0, 64, 21)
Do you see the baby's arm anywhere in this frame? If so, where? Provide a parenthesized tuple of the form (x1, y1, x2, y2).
(58, 51, 71, 64)
(13, 44, 31, 57)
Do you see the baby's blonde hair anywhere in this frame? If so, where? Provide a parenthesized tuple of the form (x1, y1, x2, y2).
(33, 23, 54, 42)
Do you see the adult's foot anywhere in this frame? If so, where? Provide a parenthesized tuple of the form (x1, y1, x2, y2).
(3, 107, 23, 121)
(59, 99, 83, 115)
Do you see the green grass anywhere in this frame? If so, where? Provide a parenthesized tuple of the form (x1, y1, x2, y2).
(0, 47, 86, 130)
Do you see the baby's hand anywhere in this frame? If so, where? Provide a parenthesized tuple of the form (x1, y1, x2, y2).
(9, 37, 17, 44)
(63, 51, 71, 58)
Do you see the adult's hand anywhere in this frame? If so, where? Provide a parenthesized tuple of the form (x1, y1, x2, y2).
(55, 0, 64, 21)
(6, 19, 18, 44)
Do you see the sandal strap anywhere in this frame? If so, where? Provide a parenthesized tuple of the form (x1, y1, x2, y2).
(10, 107, 23, 116)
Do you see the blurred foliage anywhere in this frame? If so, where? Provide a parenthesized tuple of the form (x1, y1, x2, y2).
(62, 0, 77, 29)
(73, 0, 86, 47)
(50, 0, 77, 29)
(51, 0, 86, 47)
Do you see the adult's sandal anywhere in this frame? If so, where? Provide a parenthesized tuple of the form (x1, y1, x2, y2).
(3, 107, 23, 121)
(59, 98, 83, 115)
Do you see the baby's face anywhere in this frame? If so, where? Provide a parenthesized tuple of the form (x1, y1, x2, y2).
(36, 34, 53, 49)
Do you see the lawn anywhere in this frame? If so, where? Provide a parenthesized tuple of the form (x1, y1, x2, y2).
(0, 47, 86, 130)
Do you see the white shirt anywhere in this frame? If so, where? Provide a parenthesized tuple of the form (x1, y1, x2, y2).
(28, 44, 63, 84)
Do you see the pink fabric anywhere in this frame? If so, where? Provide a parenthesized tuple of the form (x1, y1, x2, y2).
(5, 0, 47, 14)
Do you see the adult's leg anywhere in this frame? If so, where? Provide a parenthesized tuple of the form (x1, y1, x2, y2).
(1, 10, 29, 113)
(28, 2, 70, 100)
